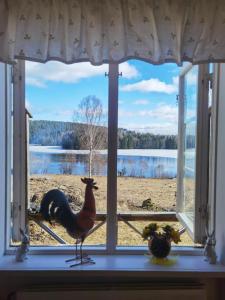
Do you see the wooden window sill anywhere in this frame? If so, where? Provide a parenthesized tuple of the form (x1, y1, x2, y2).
(0, 255, 225, 278)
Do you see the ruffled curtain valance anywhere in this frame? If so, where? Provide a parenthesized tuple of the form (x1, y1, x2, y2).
(1, 0, 225, 65)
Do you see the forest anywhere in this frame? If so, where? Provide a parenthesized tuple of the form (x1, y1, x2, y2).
(29, 120, 178, 150)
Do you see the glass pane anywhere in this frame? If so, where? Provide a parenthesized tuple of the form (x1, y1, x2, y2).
(183, 66, 198, 225)
(117, 221, 194, 246)
(26, 61, 108, 247)
(6, 65, 15, 243)
(116, 60, 191, 247)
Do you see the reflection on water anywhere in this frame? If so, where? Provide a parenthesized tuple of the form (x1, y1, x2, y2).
(30, 152, 177, 179)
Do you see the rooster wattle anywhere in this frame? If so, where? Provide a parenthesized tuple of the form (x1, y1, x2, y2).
(40, 177, 98, 267)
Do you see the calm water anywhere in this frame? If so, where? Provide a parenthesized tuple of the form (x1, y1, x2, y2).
(30, 151, 177, 179)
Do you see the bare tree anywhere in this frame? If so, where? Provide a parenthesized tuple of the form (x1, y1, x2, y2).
(74, 95, 106, 177)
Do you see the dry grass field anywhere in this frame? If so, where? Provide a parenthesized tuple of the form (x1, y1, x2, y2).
(28, 175, 196, 247)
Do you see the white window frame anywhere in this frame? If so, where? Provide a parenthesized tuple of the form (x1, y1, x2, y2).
(5, 63, 13, 248)
(5, 61, 212, 255)
(207, 64, 219, 241)
(11, 60, 27, 242)
(177, 64, 210, 244)
(0, 63, 8, 255)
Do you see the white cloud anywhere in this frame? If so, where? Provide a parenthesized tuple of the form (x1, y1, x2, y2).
(53, 109, 74, 118)
(118, 109, 135, 118)
(120, 76, 178, 94)
(26, 77, 47, 88)
(172, 76, 179, 86)
(25, 99, 34, 116)
(187, 70, 197, 86)
(118, 103, 180, 134)
(26, 61, 138, 87)
(118, 103, 178, 122)
(119, 62, 139, 78)
(138, 104, 178, 122)
(133, 99, 149, 105)
(25, 99, 31, 110)
(119, 122, 178, 135)
(118, 102, 196, 134)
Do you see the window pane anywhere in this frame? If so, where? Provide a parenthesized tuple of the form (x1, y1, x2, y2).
(26, 62, 108, 247)
(5, 64, 16, 243)
(183, 66, 198, 226)
(117, 60, 191, 246)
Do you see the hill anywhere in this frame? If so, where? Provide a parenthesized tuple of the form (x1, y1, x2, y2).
(29, 120, 177, 150)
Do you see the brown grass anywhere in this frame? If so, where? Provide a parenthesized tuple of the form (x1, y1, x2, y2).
(28, 175, 196, 247)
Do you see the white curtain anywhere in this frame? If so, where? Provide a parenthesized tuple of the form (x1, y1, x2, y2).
(0, 0, 225, 65)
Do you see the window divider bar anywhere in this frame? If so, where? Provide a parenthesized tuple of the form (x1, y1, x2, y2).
(5, 64, 13, 250)
(106, 63, 119, 254)
(209, 64, 219, 235)
(176, 75, 185, 214)
(195, 64, 209, 243)
(12, 60, 27, 241)
(2, 64, 8, 253)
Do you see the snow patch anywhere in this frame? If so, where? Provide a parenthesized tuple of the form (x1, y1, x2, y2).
(30, 145, 177, 158)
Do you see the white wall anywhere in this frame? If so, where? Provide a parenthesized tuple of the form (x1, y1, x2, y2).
(0, 63, 6, 256)
(215, 64, 225, 264)
(0, 62, 224, 299)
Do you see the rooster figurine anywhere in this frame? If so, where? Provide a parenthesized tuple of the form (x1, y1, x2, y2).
(40, 177, 98, 267)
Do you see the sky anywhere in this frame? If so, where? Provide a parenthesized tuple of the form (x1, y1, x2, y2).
(25, 60, 196, 135)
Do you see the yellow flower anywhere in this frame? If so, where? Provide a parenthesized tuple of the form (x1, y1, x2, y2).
(142, 223, 158, 240)
(170, 229, 181, 244)
(142, 223, 182, 244)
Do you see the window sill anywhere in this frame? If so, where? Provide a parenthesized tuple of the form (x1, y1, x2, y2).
(0, 254, 225, 278)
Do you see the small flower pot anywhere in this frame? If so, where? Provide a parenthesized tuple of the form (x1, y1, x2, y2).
(148, 236, 171, 258)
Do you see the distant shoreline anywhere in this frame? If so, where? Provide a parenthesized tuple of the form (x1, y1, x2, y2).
(29, 145, 178, 159)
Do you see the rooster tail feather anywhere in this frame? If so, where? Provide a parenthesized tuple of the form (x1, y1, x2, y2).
(40, 192, 52, 222)
(40, 189, 71, 224)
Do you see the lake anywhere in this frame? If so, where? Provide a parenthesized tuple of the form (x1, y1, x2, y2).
(29, 146, 177, 179)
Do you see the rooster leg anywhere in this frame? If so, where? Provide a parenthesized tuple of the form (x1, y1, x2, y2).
(66, 240, 89, 263)
(79, 240, 94, 263)
(70, 242, 95, 267)
(65, 240, 80, 263)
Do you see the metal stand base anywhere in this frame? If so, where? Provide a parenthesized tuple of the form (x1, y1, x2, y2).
(65, 254, 95, 267)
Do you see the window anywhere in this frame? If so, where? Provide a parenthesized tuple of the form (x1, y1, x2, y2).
(5, 60, 213, 253)
(26, 62, 109, 247)
(177, 64, 211, 243)
(116, 61, 179, 248)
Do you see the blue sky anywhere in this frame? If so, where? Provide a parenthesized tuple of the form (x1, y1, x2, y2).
(25, 60, 186, 135)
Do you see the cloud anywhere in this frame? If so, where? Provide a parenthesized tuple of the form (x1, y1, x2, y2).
(26, 77, 47, 88)
(26, 61, 138, 87)
(25, 99, 32, 110)
(186, 70, 197, 86)
(118, 103, 180, 134)
(118, 102, 196, 134)
(119, 62, 139, 78)
(138, 104, 178, 122)
(120, 77, 178, 94)
(118, 109, 135, 118)
(118, 103, 178, 122)
(172, 76, 178, 86)
(32, 107, 75, 121)
(133, 99, 149, 105)
(119, 121, 178, 135)
(53, 109, 74, 118)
